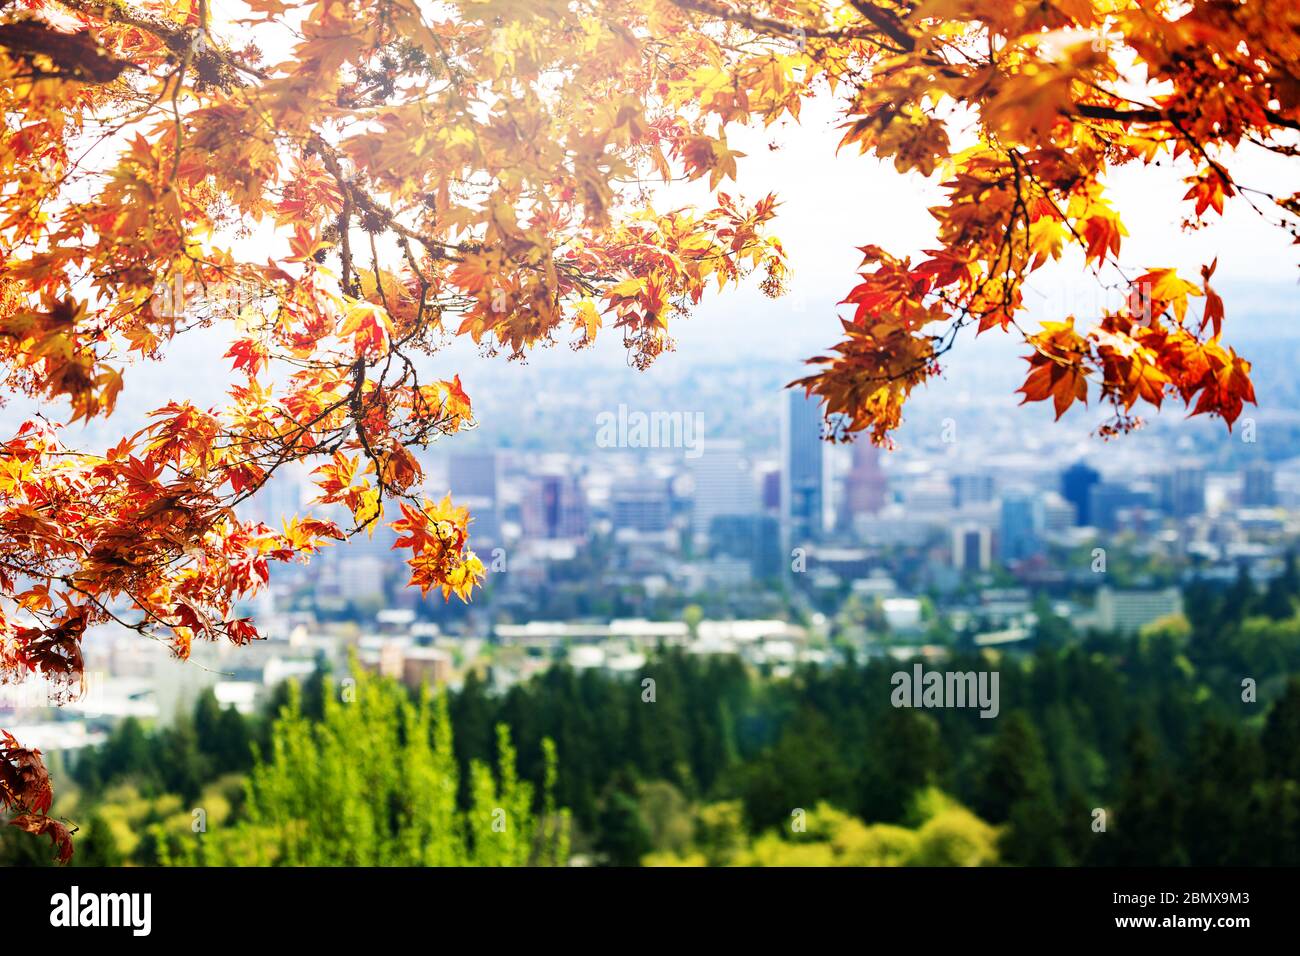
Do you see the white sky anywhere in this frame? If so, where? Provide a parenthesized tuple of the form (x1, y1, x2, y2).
(639, 96, 1298, 365)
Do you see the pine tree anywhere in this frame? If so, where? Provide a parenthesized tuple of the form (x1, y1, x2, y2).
(1263, 678, 1300, 782)
(856, 707, 944, 824)
(74, 814, 122, 868)
(1099, 727, 1188, 866)
(595, 778, 652, 867)
(981, 714, 1071, 865)
(1262, 552, 1300, 620)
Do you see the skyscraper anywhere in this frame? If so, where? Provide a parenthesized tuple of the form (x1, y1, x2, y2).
(611, 478, 672, 533)
(690, 440, 758, 540)
(1089, 481, 1156, 531)
(448, 451, 499, 500)
(999, 490, 1040, 564)
(952, 525, 993, 571)
(782, 390, 825, 546)
(1061, 461, 1100, 525)
(522, 472, 587, 540)
(710, 514, 783, 580)
(952, 470, 995, 509)
(759, 464, 782, 513)
(1160, 464, 1206, 518)
(840, 441, 888, 529)
(1242, 462, 1277, 507)
(448, 451, 501, 543)
(1034, 490, 1077, 534)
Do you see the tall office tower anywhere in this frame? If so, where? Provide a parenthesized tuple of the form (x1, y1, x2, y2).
(1160, 464, 1206, 518)
(449, 451, 499, 500)
(905, 477, 955, 513)
(1061, 461, 1100, 525)
(1034, 490, 1077, 533)
(710, 514, 783, 580)
(611, 478, 672, 533)
(840, 441, 888, 528)
(522, 472, 588, 540)
(1242, 462, 1277, 507)
(448, 451, 501, 543)
(690, 439, 758, 540)
(952, 470, 995, 509)
(951, 525, 993, 572)
(1089, 481, 1156, 532)
(999, 490, 1040, 563)
(759, 465, 782, 514)
(782, 390, 826, 545)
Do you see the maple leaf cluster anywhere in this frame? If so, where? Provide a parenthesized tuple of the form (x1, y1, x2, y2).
(0, 0, 1295, 858)
(768, 1, 1295, 444)
(1, 730, 72, 862)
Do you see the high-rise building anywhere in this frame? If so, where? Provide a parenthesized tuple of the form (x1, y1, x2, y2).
(333, 555, 389, 601)
(759, 465, 782, 513)
(341, 518, 401, 563)
(904, 477, 955, 514)
(449, 451, 498, 500)
(1035, 490, 1077, 534)
(1061, 461, 1100, 525)
(952, 525, 993, 572)
(999, 490, 1040, 563)
(1089, 481, 1156, 531)
(1160, 464, 1206, 518)
(241, 464, 304, 528)
(611, 479, 671, 533)
(690, 440, 757, 539)
(840, 441, 888, 528)
(952, 470, 995, 509)
(522, 472, 587, 540)
(448, 451, 501, 544)
(782, 390, 825, 545)
(710, 514, 782, 580)
(1242, 462, 1277, 507)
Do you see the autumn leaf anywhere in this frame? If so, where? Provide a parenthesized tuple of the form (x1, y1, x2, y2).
(1018, 320, 1091, 420)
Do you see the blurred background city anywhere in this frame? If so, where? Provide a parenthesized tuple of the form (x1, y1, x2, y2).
(3, 277, 1299, 866)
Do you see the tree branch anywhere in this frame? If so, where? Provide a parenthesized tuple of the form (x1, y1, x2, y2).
(847, 0, 915, 52)
(668, 0, 898, 46)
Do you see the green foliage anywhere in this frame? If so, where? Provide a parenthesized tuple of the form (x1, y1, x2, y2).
(73, 813, 123, 867)
(161, 664, 566, 866)
(646, 794, 998, 868)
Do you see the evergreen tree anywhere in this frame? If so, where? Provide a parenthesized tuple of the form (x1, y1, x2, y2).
(979, 714, 1071, 865)
(214, 705, 254, 773)
(155, 715, 208, 803)
(1225, 564, 1258, 621)
(1099, 727, 1188, 866)
(1262, 552, 1300, 620)
(194, 689, 223, 756)
(1179, 720, 1262, 865)
(739, 708, 854, 830)
(74, 814, 122, 868)
(595, 779, 652, 867)
(856, 707, 944, 824)
(1263, 678, 1300, 781)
